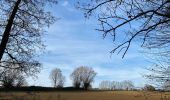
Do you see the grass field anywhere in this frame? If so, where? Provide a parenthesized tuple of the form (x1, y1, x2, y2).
(0, 91, 170, 100)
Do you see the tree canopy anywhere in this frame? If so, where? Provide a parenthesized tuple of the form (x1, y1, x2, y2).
(0, 0, 57, 76)
(70, 66, 97, 90)
(78, 0, 170, 58)
(49, 68, 65, 88)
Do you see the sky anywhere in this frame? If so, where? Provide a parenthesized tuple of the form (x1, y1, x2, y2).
(27, 0, 151, 88)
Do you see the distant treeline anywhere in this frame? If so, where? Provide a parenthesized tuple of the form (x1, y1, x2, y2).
(0, 86, 86, 92)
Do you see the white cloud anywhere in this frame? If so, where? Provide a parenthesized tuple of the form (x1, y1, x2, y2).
(94, 67, 146, 79)
(62, 1, 69, 7)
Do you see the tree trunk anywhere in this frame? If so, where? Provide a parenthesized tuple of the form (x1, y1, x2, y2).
(0, 0, 21, 61)
(84, 83, 90, 90)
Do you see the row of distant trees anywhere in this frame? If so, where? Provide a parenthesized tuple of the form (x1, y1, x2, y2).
(98, 81, 157, 91)
(49, 66, 170, 91)
(49, 66, 97, 90)
(0, 65, 169, 91)
(99, 80, 134, 90)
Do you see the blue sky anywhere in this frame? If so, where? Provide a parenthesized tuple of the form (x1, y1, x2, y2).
(27, 0, 151, 88)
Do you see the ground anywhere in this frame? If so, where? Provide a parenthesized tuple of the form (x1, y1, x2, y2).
(0, 91, 170, 100)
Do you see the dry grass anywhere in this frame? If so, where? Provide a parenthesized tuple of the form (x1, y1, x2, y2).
(0, 91, 170, 100)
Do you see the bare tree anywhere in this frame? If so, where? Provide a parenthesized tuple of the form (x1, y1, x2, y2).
(0, 70, 17, 88)
(70, 69, 81, 89)
(145, 61, 170, 87)
(112, 81, 122, 90)
(99, 80, 112, 90)
(121, 80, 134, 90)
(143, 84, 155, 91)
(77, 0, 170, 89)
(77, 0, 170, 58)
(15, 75, 27, 87)
(70, 66, 97, 90)
(0, 68, 27, 88)
(162, 81, 170, 91)
(50, 68, 65, 88)
(0, 0, 57, 76)
(112, 81, 117, 90)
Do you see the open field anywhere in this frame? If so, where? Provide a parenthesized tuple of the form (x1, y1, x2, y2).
(0, 91, 170, 100)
